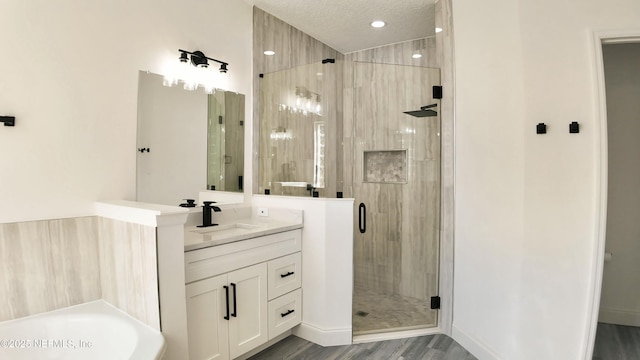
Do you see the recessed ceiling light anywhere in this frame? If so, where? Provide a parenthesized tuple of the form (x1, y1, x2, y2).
(263, 50, 275, 56)
(435, 27, 443, 33)
(412, 53, 422, 59)
(370, 20, 386, 28)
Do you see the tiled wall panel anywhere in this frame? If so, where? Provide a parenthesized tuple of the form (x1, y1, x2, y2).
(0, 217, 101, 321)
(98, 217, 160, 330)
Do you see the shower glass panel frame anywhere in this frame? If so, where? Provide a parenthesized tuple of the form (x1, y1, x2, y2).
(349, 61, 442, 335)
(257, 60, 343, 198)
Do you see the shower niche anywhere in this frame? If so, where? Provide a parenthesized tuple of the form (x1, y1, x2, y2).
(363, 150, 407, 184)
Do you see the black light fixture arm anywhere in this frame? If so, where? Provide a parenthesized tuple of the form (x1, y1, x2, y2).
(178, 49, 229, 68)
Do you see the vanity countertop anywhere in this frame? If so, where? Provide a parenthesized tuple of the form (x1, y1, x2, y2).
(183, 207, 303, 251)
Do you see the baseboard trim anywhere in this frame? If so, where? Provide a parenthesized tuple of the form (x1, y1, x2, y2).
(353, 327, 442, 344)
(599, 308, 640, 327)
(293, 322, 352, 346)
(452, 325, 502, 360)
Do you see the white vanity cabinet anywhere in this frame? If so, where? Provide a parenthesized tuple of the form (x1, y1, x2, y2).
(186, 263, 268, 360)
(185, 229, 302, 360)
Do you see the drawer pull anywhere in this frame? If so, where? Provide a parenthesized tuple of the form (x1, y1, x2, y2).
(281, 309, 295, 317)
(280, 271, 295, 278)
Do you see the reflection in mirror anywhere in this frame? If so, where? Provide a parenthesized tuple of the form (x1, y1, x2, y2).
(136, 71, 245, 206)
(207, 91, 245, 192)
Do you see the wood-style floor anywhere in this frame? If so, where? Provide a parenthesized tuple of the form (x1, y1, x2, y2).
(247, 334, 477, 360)
(247, 322, 640, 359)
(593, 323, 640, 359)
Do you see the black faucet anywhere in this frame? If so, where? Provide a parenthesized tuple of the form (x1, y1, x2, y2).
(179, 199, 197, 208)
(198, 201, 222, 228)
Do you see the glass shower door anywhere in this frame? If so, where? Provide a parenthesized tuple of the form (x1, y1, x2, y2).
(350, 62, 441, 334)
(258, 60, 342, 198)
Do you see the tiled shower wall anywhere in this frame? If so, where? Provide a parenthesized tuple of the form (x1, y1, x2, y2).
(253, 7, 345, 197)
(342, 38, 438, 197)
(0, 216, 160, 329)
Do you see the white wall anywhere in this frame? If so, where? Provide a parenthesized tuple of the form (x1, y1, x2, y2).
(251, 195, 354, 346)
(452, 0, 640, 359)
(451, 0, 525, 358)
(0, 0, 253, 223)
(599, 43, 640, 326)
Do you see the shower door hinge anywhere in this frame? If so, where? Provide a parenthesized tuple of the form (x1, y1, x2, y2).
(430, 296, 441, 310)
(433, 86, 443, 99)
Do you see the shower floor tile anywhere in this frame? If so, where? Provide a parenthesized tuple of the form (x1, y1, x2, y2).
(352, 287, 437, 334)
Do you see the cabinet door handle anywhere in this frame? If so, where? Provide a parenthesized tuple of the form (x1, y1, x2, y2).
(358, 203, 366, 234)
(280, 271, 295, 278)
(223, 285, 230, 320)
(281, 309, 295, 317)
(231, 283, 237, 318)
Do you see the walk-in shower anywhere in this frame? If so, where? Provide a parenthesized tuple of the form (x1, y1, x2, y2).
(258, 60, 441, 336)
(348, 62, 441, 335)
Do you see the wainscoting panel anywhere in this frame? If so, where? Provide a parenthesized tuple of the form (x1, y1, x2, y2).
(0, 217, 101, 321)
(98, 217, 160, 330)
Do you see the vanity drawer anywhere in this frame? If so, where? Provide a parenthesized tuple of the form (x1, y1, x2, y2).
(268, 289, 302, 340)
(268, 253, 301, 300)
(185, 229, 301, 284)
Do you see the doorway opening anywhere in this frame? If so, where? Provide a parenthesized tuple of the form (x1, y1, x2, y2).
(589, 33, 640, 360)
(592, 41, 640, 359)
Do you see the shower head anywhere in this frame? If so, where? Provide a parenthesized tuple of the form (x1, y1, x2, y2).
(403, 103, 438, 117)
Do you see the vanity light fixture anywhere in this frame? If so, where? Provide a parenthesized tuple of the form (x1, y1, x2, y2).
(371, 20, 386, 28)
(178, 49, 229, 73)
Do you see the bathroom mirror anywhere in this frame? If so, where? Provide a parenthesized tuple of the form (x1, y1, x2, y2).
(136, 71, 245, 206)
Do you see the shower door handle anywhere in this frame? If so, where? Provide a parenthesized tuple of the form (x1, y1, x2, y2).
(359, 203, 366, 233)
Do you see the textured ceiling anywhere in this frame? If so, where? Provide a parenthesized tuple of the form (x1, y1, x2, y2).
(243, 0, 436, 54)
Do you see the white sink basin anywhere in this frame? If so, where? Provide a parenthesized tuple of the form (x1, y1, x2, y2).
(189, 223, 263, 235)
